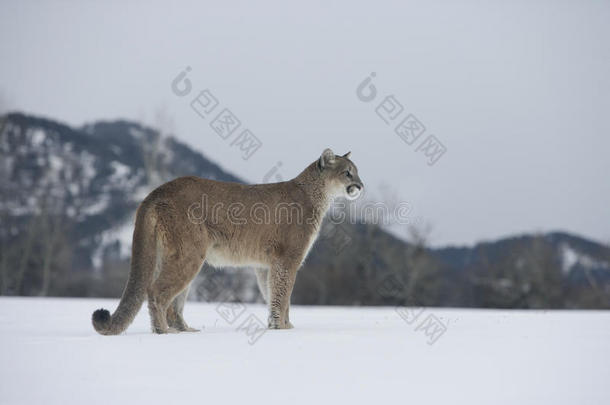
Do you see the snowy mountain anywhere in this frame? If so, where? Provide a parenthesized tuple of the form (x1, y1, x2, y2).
(0, 113, 243, 296)
(1, 113, 608, 308)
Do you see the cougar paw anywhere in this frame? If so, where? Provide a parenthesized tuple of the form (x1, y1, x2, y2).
(268, 319, 293, 330)
(153, 326, 180, 334)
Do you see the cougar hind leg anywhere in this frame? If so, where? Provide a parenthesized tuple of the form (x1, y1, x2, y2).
(167, 282, 200, 332)
(148, 250, 204, 334)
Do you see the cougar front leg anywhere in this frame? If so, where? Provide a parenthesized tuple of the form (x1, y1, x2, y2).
(282, 302, 292, 329)
(268, 261, 297, 329)
(254, 268, 269, 304)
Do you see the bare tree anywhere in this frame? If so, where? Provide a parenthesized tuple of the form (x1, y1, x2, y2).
(142, 105, 175, 186)
(470, 235, 563, 308)
(402, 223, 434, 305)
(14, 216, 37, 295)
(0, 209, 10, 295)
(37, 197, 70, 296)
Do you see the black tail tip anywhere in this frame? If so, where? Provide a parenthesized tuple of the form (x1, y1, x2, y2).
(92, 308, 111, 324)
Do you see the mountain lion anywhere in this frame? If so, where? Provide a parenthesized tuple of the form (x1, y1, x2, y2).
(92, 148, 363, 334)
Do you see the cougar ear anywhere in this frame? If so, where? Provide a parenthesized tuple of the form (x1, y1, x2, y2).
(342, 151, 351, 159)
(319, 148, 335, 169)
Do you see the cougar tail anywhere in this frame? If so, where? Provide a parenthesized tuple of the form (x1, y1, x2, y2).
(92, 204, 157, 335)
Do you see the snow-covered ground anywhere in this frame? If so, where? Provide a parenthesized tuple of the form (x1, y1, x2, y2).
(1, 297, 609, 405)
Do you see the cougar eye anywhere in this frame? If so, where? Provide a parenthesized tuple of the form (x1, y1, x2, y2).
(345, 171, 352, 178)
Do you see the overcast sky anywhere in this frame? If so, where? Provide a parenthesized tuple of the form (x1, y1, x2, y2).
(1, 0, 609, 247)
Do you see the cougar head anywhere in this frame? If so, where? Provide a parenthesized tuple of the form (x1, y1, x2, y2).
(318, 148, 364, 200)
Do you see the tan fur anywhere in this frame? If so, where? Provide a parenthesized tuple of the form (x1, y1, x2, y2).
(92, 149, 363, 334)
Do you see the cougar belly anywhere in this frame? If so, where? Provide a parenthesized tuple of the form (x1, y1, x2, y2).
(205, 244, 268, 269)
